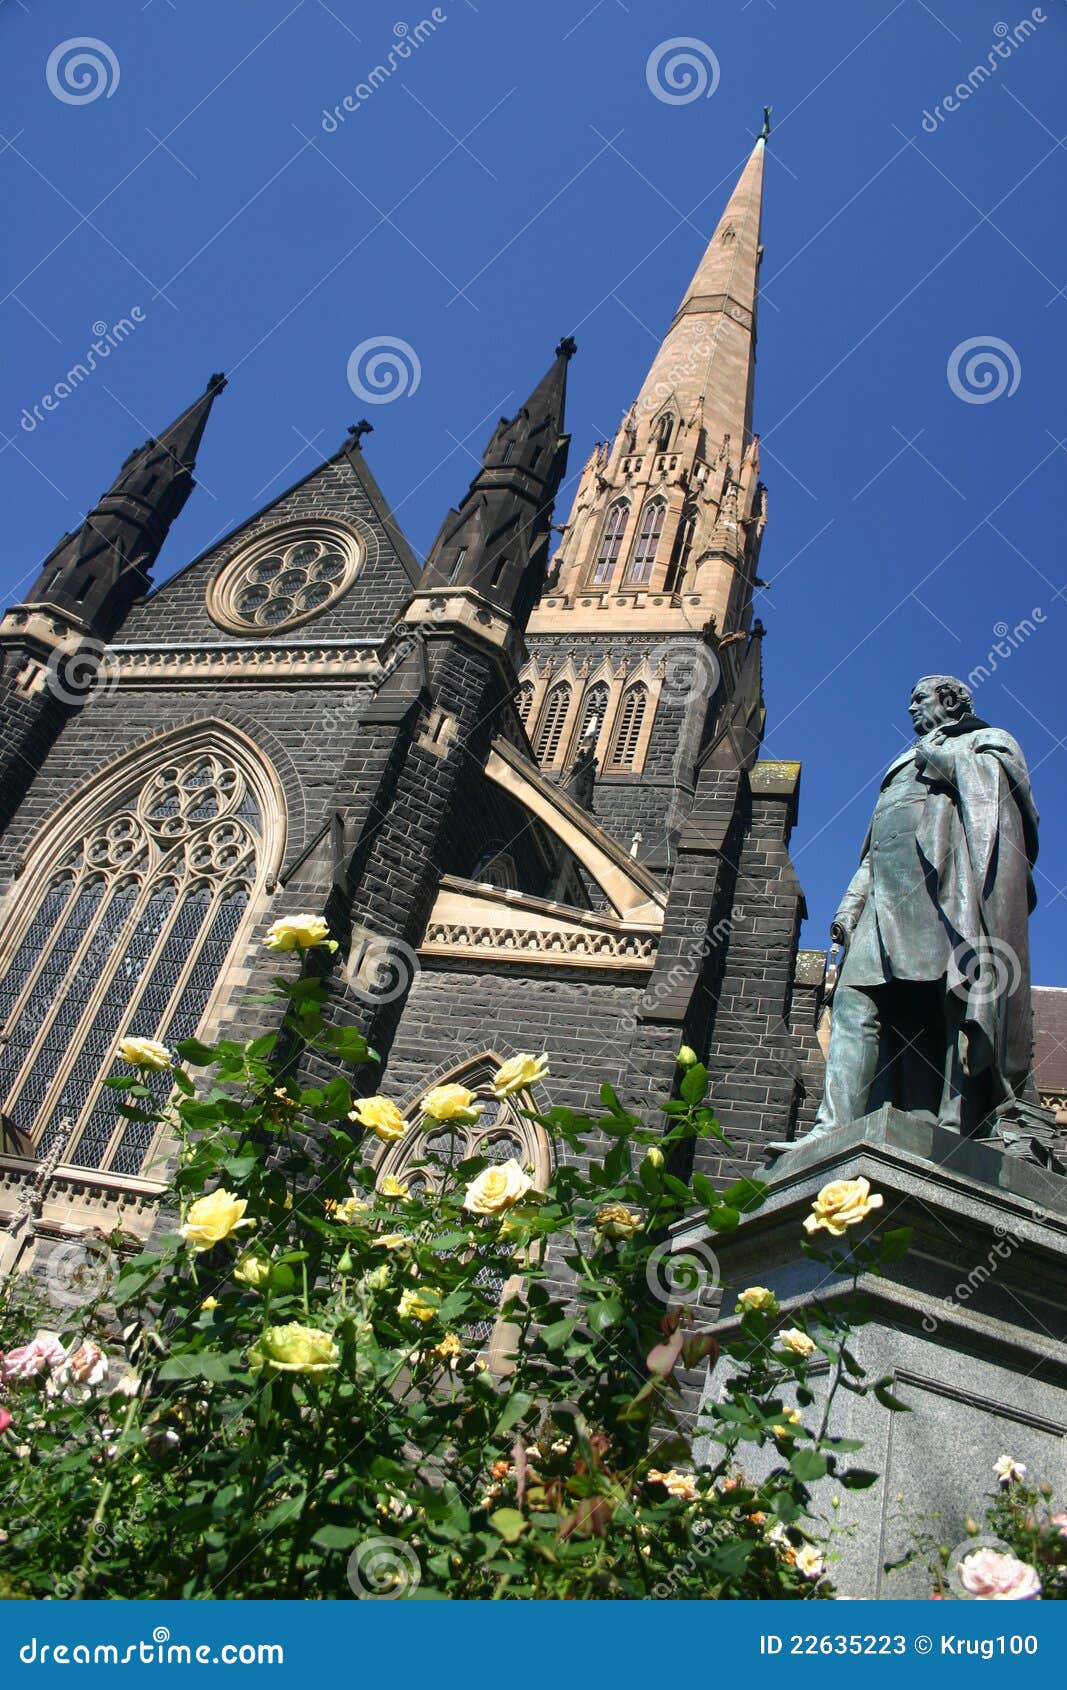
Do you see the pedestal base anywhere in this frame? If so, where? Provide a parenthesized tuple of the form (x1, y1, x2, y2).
(678, 1108, 1067, 1597)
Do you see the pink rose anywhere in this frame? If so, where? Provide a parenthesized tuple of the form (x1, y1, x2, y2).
(957, 1548, 1042, 1600)
(0, 1408, 11, 1434)
(1049, 1511, 1067, 1540)
(0, 1331, 67, 1383)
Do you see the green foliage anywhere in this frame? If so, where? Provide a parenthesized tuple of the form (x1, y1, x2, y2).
(0, 962, 906, 1600)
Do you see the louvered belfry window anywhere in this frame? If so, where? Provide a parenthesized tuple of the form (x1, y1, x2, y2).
(627, 499, 666, 585)
(0, 750, 264, 1174)
(576, 681, 609, 750)
(608, 683, 649, 770)
(534, 682, 572, 765)
(515, 682, 535, 727)
(591, 500, 629, 585)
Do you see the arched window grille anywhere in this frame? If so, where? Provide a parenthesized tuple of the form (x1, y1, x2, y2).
(515, 682, 535, 728)
(576, 680, 610, 751)
(534, 682, 572, 765)
(377, 1079, 551, 1343)
(591, 501, 629, 586)
(0, 748, 268, 1174)
(627, 499, 667, 585)
(608, 684, 649, 771)
(665, 505, 697, 593)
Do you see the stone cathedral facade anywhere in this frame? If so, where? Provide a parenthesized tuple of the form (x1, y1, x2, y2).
(0, 132, 832, 1275)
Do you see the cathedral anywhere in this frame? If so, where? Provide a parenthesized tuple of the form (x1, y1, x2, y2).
(0, 129, 1060, 1293)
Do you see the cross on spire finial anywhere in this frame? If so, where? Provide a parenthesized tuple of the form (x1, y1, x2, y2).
(347, 420, 374, 447)
(760, 106, 772, 141)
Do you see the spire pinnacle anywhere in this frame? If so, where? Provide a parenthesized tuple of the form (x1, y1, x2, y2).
(28, 373, 227, 637)
(422, 340, 573, 630)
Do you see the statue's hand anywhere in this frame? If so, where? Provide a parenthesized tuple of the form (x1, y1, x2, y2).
(829, 917, 853, 949)
(915, 729, 957, 783)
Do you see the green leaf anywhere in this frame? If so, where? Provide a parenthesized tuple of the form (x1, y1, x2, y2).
(495, 1391, 533, 1437)
(874, 1379, 912, 1413)
(680, 1062, 708, 1105)
(719, 1177, 767, 1214)
(156, 1350, 241, 1384)
(838, 1468, 880, 1490)
(691, 1171, 718, 1207)
(489, 1508, 526, 1544)
(789, 1449, 828, 1481)
(310, 1523, 362, 1549)
(175, 1038, 218, 1066)
(588, 1296, 623, 1335)
(325, 1026, 372, 1064)
(540, 1318, 576, 1351)
(706, 1204, 740, 1232)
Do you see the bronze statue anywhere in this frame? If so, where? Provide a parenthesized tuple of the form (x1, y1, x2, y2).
(807, 676, 1039, 1141)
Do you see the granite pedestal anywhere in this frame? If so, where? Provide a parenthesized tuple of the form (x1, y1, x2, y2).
(680, 1108, 1067, 1597)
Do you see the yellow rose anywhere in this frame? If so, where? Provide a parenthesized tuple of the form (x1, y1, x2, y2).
(375, 1232, 410, 1252)
(398, 1286, 440, 1324)
(648, 1468, 698, 1501)
(325, 1195, 369, 1223)
(349, 1096, 407, 1143)
(379, 1174, 409, 1201)
(263, 914, 337, 953)
(200, 1297, 219, 1312)
(234, 1252, 272, 1289)
(676, 1045, 699, 1069)
(772, 1407, 803, 1438)
(248, 1323, 339, 1376)
(594, 1203, 642, 1241)
(803, 1176, 884, 1237)
(435, 1332, 463, 1361)
(736, 1285, 779, 1317)
(179, 1189, 254, 1252)
(778, 1327, 816, 1358)
(643, 1146, 665, 1171)
(421, 1083, 483, 1123)
(462, 1158, 532, 1216)
(116, 1036, 172, 1071)
(491, 1052, 549, 1097)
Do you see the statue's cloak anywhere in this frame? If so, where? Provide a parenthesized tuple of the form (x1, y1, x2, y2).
(839, 717, 1038, 1094)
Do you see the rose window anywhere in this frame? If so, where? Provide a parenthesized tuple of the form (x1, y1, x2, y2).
(209, 522, 362, 634)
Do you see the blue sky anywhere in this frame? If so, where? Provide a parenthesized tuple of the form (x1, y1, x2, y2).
(2, 0, 1065, 975)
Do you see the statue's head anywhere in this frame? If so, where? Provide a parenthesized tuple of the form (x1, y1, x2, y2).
(909, 675, 973, 734)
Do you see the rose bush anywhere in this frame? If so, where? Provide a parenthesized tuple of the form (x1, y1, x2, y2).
(0, 940, 910, 1599)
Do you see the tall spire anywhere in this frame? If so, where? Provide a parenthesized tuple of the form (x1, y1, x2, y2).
(530, 136, 768, 639)
(28, 373, 226, 638)
(633, 136, 765, 462)
(422, 338, 574, 632)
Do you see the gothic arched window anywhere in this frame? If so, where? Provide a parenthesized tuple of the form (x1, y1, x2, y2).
(534, 681, 572, 765)
(576, 680, 610, 752)
(0, 733, 279, 1175)
(608, 683, 649, 771)
(377, 1071, 552, 1344)
(591, 501, 629, 586)
(665, 505, 697, 593)
(627, 499, 667, 585)
(656, 414, 674, 452)
(515, 681, 535, 728)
